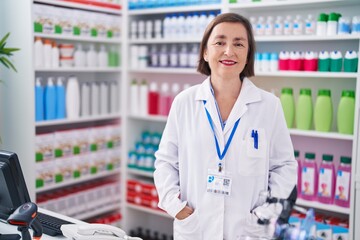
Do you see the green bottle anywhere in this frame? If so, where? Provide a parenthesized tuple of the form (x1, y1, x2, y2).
(280, 88, 295, 128)
(314, 89, 333, 132)
(337, 90, 355, 134)
(296, 88, 313, 130)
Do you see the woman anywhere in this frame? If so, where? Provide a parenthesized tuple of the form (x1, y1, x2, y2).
(154, 13, 297, 240)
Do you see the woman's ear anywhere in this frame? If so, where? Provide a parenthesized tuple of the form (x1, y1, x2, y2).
(203, 50, 208, 62)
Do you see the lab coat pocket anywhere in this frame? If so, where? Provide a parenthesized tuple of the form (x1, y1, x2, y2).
(173, 210, 202, 240)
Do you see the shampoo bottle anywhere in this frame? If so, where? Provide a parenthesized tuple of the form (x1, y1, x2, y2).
(66, 76, 80, 119)
(44, 77, 56, 120)
(56, 77, 66, 119)
(35, 77, 44, 121)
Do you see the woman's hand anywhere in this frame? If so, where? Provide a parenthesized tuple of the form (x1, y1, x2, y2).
(175, 205, 194, 220)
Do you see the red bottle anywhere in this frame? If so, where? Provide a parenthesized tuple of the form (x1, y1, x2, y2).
(148, 82, 159, 115)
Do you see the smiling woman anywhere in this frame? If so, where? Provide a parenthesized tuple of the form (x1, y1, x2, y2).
(153, 12, 297, 240)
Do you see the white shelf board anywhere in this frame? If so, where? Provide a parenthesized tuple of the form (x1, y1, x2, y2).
(129, 67, 198, 74)
(255, 35, 360, 42)
(34, 0, 122, 15)
(289, 129, 354, 141)
(36, 169, 121, 193)
(36, 113, 121, 127)
(254, 71, 358, 79)
(128, 3, 221, 15)
(74, 202, 121, 220)
(127, 168, 154, 178)
(35, 67, 122, 72)
(34, 33, 121, 44)
(228, 0, 356, 10)
(128, 114, 167, 122)
(127, 203, 172, 219)
(129, 38, 200, 44)
(296, 199, 350, 215)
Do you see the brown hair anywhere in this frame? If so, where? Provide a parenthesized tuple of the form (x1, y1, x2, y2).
(197, 13, 255, 79)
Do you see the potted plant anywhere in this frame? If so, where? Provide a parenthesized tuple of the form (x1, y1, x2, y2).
(0, 32, 19, 82)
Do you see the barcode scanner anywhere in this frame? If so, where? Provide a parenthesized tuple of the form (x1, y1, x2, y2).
(7, 202, 43, 240)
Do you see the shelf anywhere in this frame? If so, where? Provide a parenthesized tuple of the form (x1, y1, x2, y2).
(34, 33, 121, 44)
(128, 168, 154, 178)
(128, 3, 221, 15)
(36, 113, 121, 127)
(128, 114, 167, 122)
(34, 0, 122, 14)
(129, 67, 198, 74)
(75, 202, 121, 220)
(36, 169, 121, 193)
(289, 129, 354, 141)
(254, 71, 358, 79)
(127, 203, 172, 219)
(296, 199, 350, 215)
(255, 35, 360, 42)
(228, 0, 358, 11)
(129, 38, 200, 44)
(35, 67, 122, 72)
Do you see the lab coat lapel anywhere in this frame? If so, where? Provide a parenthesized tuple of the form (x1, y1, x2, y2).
(223, 78, 262, 135)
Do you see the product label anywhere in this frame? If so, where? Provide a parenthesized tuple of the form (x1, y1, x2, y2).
(335, 171, 350, 201)
(301, 167, 315, 195)
(318, 168, 333, 197)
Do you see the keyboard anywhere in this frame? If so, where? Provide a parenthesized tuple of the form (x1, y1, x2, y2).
(37, 212, 74, 236)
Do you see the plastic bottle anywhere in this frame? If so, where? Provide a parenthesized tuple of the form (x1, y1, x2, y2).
(44, 77, 56, 120)
(176, 13, 185, 39)
(34, 37, 44, 68)
(163, 14, 171, 39)
(158, 82, 171, 116)
(318, 51, 330, 72)
(295, 150, 301, 196)
(130, 79, 139, 115)
(270, 52, 278, 72)
(159, 45, 168, 67)
(145, 20, 153, 39)
(260, 52, 270, 72)
(100, 81, 109, 115)
(43, 39, 53, 68)
(338, 16, 351, 35)
(265, 16, 274, 36)
(316, 13, 328, 36)
(66, 76, 80, 119)
(337, 90, 355, 134)
(74, 44, 86, 67)
(279, 51, 290, 70)
(35, 77, 44, 121)
(293, 15, 304, 35)
(138, 45, 148, 69)
(283, 15, 293, 35)
(274, 16, 283, 35)
(154, 19, 162, 39)
(179, 44, 188, 68)
(139, 80, 149, 116)
(51, 42, 60, 68)
(334, 156, 352, 208)
(343, 50, 358, 72)
(256, 16, 265, 36)
(148, 82, 159, 115)
(289, 51, 302, 71)
(351, 16, 360, 35)
(249, 16, 257, 35)
(198, 12, 208, 38)
(305, 14, 316, 35)
(189, 44, 199, 68)
(280, 88, 295, 128)
(318, 154, 335, 204)
(130, 20, 137, 40)
(303, 51, 318, 71)
(314, 89, 333, 132)
(91, 82, 99, 116)
(330, 50, 343, 72)
(56, 77, 66, 119)
(86, 44, 97, 67)
(110, 81, 118, 114)
(150, 45, 158, 67)
(255, 53, 262, 72)
(327, 12, 341, 36)
(98, 45, 108, 67)
(169, 44, 178, 67)
(296, 88, 313, 130)
(80, 82, 90, 117)
(300, 152, 318, 201)
(138, 20, 145, 40)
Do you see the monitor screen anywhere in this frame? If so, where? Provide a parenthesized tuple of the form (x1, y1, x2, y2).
(0, 150, 31, 220)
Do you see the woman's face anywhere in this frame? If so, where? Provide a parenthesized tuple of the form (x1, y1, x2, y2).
(203, 22, 249, 81)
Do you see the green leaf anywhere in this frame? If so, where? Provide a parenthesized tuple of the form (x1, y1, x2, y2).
(1, 57, 17, 72)
(0, 32, 10, 47)
(0, 57, 10, 68)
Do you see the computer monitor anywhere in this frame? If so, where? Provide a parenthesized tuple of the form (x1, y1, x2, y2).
(0, 150, 31, 220)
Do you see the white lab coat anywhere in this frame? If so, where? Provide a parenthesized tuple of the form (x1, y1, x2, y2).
(154, 77, 297, 240)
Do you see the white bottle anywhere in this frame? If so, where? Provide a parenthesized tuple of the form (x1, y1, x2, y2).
(150, 45, 159, 67)
(198, 12, 208, 38)
(139, 80, 148, 116)
(66, 76, 80, 119)
(80, 82, 90, 117)
(316, 13, 328, 36)
(305, 14, 316, 35)
(185, 13, 194, 39)
(179, 44, 188, 68)
(189, 44, 199, 68)
(293, 15, 304, 35)
(159, 82, 170, 116)
(250, 16, 257, 35)
(91, 82, 100, 116)
(139, 45, 148, 69)
(86, 44, 98, 67)
(176, 13, 186, 39)
(130, 45, 139, 69)
(163, 14, 171, 39)
(145, 20, 153, 39)
(169, 14, 177, 39)
(154, 19, 162, 39)
(256, 16, 265, 36)
(98, 44, 108, 67)
(43, 39, 53, 68)
(100, 81, 109, 115)
(130, 20, 138, 40)
(169, 44, 178, 67)
(130, 79, 139, 115)
(34, 37, 44, 68)
(138, 20, 145, 40)
(283, 15, 293, 35)
(110, 81, 118, 113)
(265, 16, 274, 36)
(274, 16, 283, 35)
(191, 13, 200, 38)
(51, 42, 59, 68)
(159, 45, 168, 67)
(74, 44, 86, 67)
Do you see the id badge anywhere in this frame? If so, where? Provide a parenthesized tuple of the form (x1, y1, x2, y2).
(206, 169, 232, 196)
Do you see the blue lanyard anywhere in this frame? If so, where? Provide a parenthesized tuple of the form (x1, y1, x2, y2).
(203, 101, 240, 163)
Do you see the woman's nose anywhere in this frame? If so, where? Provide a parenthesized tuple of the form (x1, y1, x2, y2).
(224, 45, 234, 56)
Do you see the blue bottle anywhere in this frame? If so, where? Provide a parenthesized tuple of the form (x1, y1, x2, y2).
(56, 77, 66, 119)
(44, 77, 56, 120)
(35, 77, 44, 122)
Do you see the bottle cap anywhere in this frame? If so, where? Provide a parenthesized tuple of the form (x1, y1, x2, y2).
(300, 88, 312, 96)
(305, 152, 315, 159)
(281, 88, 293, 94)
(131, 79, 138, 85)
(318, 13, 328, 22)
(322, 154, 333, 161)
(328, 12, 341, 21)
(318, 89, 331, 97)
(340, 156, 351, 164)
(341, 90, 355, 98)
(294, 150, 299, 158)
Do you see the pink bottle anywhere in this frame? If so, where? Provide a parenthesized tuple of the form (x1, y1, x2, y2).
(279, 51, 290, 70)
(295, 150, 302, 196)
(158, 82, 171, 116)
(289, 51, 303, 71)
(334, 156, 352, 208)
(317, 154, 335, 204)
(148, 82, 159, 115)
(300, 152, 318, 200)
(303, 51, 318, 71)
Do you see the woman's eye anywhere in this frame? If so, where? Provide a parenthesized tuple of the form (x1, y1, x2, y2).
(235, 43, 244, 47)
(215, 42, 223, 46)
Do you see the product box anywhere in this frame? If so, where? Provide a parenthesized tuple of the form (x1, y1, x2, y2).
(54, 130, 74, 158)
(332, 226, 349, 240)
(35, 133, 55, 162)
(316, 223, 332, 240)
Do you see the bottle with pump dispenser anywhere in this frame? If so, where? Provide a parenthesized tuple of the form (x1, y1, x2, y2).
(274, 16, 283, 35)
(318, 154, 335, 204)
(305, 14, 316, 35)
(44, 77, 56, 120)
(56, 77, 66, 119)
(334, 156, 352, 208)
(283, 16, 293, 35)
(35, 77, 44, 121)
(293, 15, 304, 35)
(300, 152, 318, 201)
(66, 76, 80, 119)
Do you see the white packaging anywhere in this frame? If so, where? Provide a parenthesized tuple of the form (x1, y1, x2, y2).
(274, 16, 283, 35)
(283, 15, 293, 35)
(80, 82, 90, 117)
(305, 14, 316, 35)
(250, 16, 257, 35)
(43, 5, 55, 34)
(100, 81, 109, 115)
(138, 45, 149, 69)
(98, 44, 108, 67)
(36, 161, 55, 188)
(176, 13, 186, 39)
(86, 44, 98, 67)
(154, 19, 162, 39)
(130, 79, 139, 115)
(55, 156, 73, 183)
(179, 44, 188, 67)
(265, 16, 274, 36)
(74, 44, 86, 67)
(43, 39, 53, 68)
(138, 20, 145, 40)
(159, 45, 168, 67)
(327, 21, 338, 36)
(145, 20, 153, 39)
(293, 15, 304, 35)
(169, 44, 179, 67)
(110, 81, 119, 113)
(139, 80, 149, 116)
(54, 130, 74, 158)
(51, 42, 60, 68)
(34, 37, 44, 68)
(62, 8, 73, 35)
(130, 45, 139, 69)
(189, 44, 199, 68)
(35, 133, 55, 161)
(91, 82, 100, 116)
(130, 20, 137, 40)
(66, 76, 80, 119)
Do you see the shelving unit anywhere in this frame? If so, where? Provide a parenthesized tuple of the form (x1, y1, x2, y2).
(34, 33, 121, 44)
